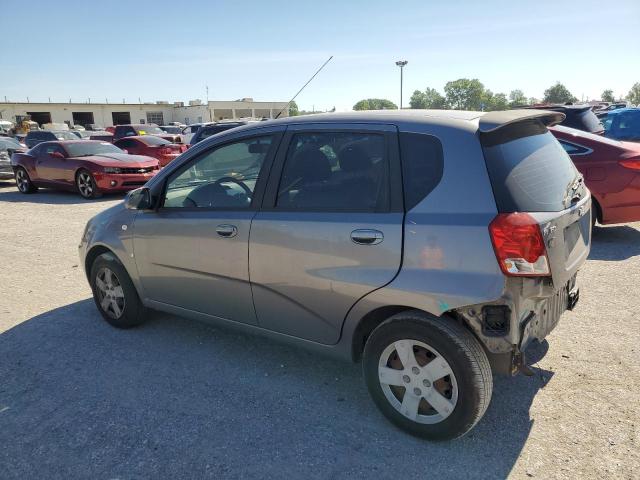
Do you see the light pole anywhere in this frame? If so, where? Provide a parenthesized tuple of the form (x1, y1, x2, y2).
(395, 60, 408, 109)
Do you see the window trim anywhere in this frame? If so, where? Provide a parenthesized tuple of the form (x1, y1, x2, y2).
(261, 124, 403, 214)
(157, 131, 283, 212)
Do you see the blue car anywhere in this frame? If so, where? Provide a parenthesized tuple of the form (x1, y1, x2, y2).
(601, 108, 640, 142)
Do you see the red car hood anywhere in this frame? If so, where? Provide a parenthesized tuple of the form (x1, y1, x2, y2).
(76, 153, 159, 168)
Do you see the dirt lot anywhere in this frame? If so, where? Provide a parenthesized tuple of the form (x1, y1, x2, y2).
(0, 181, 638, 479)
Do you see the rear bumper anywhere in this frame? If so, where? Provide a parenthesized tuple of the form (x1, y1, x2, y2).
(457, 274, 580, 376)
(598, 174, 640, 224)
(93, 172, 156, 191)
(0, 166, 13, 179)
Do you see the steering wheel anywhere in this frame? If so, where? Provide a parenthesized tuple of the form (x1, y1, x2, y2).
(213, 176, 252, 197)
(183, 176, 252, 208)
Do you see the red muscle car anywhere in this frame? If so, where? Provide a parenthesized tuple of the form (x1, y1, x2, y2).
(550, 125, 640, 225)
(11, 140, 159, 199)
(113, 135, 186, 167)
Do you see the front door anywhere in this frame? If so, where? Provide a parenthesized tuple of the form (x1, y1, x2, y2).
(133, 132, 281, 324)
(37, 144, 68, 184)
(249, 124, 404, 344)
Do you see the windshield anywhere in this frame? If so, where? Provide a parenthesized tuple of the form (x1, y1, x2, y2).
(136, 126, 164, 135)
(64, 142, 123, 157)
(482, 121, 583, 212)
(160, 126, 181, 134)
(578, 110, 604, 133)
(141, 136, 171, 146)
(54, 131, 80, 141)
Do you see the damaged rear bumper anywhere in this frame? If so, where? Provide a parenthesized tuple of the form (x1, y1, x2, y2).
(455, 274, 579, 375)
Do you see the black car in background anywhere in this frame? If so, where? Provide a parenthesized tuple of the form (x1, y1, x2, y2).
(24, 130, 79, 148)
(526, 105, 604, 134)
(189, 121, 250, 145)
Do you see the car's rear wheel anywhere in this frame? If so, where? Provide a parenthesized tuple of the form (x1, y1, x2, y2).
(76, 169, 102, 199)
(363, 311, 492, 440)
(15, 167, 38, 194)
(90, 253, 147, 328)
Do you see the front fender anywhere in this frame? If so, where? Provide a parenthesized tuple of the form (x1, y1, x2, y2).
(81, 204, 143, 296)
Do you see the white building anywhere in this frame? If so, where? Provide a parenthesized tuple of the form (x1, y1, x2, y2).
(0, 97, 289, 127)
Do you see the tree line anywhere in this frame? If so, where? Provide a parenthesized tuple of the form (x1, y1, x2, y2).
(351, 80, 640, 112)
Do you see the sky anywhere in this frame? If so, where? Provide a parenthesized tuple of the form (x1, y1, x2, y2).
(1, 0, 639, 111)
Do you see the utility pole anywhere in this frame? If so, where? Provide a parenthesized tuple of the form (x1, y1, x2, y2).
(395, 60, 408, 109)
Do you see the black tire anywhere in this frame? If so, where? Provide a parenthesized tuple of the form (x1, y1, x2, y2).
(591, 198, 601, 228)
(76, 169, 102, 199)
(14, 167, 38, 194)
(90, 253, 147, 328)
(363, 311, 492, 441)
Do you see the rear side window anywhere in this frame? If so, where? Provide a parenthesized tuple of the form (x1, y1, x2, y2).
(481, 121, 581, 213)
(399, 132, 444, 210)
(276, 132, 389, 212)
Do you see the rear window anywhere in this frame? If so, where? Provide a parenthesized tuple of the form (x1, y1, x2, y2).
(564, 109, 603, 134)
(481, 121, 582, 213)
(198, 125, 238, 141)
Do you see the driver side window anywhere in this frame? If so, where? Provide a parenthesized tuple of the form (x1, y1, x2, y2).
(163, 135, 273, 209)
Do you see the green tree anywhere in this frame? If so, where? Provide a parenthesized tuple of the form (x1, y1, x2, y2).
(288, 101, 299, 116)
(352, 98, 398, 110)
(509, 89, 528, 107)
(409, 87, 446, 109)
(543, 82, 577, 104)
(627, 83, 640, 105)
(484, 92, 509, 111)
(444, 78, 485, 110)
(601, 89, 615, 103)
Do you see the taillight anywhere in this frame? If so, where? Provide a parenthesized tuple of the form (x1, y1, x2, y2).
(488, 213, 550, 277)
(619, 158, 640, 171)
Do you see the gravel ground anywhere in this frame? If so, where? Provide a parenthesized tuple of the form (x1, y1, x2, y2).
(0, 181, 638, 479)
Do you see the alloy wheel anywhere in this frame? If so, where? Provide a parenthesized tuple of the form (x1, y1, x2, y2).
(77, 172, 94, 198)
(95, 267, 126, 319)
(378, 339, 458, 424)
(16, 169, 29, 192)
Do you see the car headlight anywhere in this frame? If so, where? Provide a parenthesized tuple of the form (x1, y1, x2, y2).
(104, 167, 122, 174)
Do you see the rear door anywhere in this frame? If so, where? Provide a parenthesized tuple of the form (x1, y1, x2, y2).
(481, 121, 591, 288)
(249, 123, 404, 344)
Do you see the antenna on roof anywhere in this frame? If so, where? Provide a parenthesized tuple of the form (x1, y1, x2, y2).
(275, 55, 333, 119)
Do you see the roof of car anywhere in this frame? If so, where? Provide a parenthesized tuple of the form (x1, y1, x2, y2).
(41, 140, 108, 145)
(604, 107, 639, 115)
(224, 109, 565, 134)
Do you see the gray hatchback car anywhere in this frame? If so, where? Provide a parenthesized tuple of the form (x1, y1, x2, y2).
(80, 110, 591, 440)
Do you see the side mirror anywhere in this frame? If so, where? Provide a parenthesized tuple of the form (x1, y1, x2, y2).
(125, 187, 152, 210)
(50, 151, 65, 159)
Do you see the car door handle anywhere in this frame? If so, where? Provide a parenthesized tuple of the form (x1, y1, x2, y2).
(350, 229, 383, 245)
(216, 224, 238, 238)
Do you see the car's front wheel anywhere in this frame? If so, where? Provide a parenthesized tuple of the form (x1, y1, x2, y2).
(15, 167, 38, 194)
(363, 311, 493, 440)
(90, 253, 147, 328)
(76, 169, 102, 199)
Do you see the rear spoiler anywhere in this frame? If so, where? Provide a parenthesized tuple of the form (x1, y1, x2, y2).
(478, 109, 566, 133)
